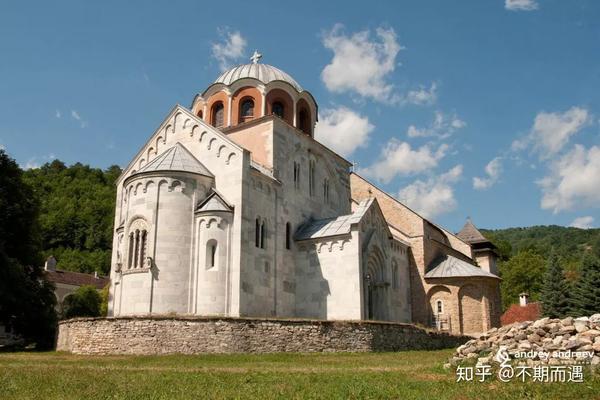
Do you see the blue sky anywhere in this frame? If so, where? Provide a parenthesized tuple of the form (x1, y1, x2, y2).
(1, 0, 599, 232)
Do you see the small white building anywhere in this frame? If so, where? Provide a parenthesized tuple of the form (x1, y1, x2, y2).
(108, 54, 500, 334)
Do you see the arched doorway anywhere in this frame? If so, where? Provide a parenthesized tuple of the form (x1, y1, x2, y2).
(363, 247, 387, 320)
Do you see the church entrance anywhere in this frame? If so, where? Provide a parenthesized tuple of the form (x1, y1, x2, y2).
(364, 248, 387, 320)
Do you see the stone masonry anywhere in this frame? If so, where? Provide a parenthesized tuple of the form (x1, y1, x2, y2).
(57, 316, 469, 355)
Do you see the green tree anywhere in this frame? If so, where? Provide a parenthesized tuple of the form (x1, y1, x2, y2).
(570, 254, 600, 317)
(540, 251, 571, 318)
(61, 285, 102, 319)
(0, 149, 57, 348)
(499, 249, 545, 310)
(99, 284, 109, 317)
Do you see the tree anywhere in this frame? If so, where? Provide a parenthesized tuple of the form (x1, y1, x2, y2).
(99, 284, 109, 317)
(61, 285, 102, 319)
(540, 251, 571, 318)
(499, 249, 545, 310)
(0, 149, 57, 348)
(570, 254, 600, 317)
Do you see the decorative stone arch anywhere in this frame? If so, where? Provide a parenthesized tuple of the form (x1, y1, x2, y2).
(427, 285, 453, 330)
(126, 217, 151, 271)
(459, 283, 484, 335)
(206, 90, 229, 127)
(363, 245, 388, 320)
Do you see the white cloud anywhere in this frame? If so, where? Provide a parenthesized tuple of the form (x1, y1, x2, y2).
(24, 158, 40, 170)
(512, 107, 590, 158)
(538, 144, 600, 212)
(71, 110, 87, 128)
(398, 165, 463, 219)
(55, 109, 61, 118)
(473, 157, 502, 190)
(505, 0, 539, 11)
(321, 24, 403, 104)
(211, 28, 247, 71)
(569, 216, 594, 229)
(406, 111, 466, 139)
(359, 140, 448, 183)
(314, 106, 374, 157)
(404, 83, 437, 106)
(0, 144, 5, 151)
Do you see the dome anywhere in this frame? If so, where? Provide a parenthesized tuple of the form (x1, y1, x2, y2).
(214, 63, 303, 92)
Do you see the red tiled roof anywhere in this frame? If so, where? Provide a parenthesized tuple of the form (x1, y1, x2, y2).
(44, 269, 109, 289)
(501, 302, 542, 325)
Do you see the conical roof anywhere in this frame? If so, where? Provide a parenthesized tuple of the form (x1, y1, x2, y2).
(457, 218, 488, 244)
(135, 143, 213, 177)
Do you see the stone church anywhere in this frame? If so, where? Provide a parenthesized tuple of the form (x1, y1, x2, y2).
(108, 53, 501, 336)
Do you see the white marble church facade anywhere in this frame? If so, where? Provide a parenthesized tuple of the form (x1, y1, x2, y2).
(108, 54, 500, 334)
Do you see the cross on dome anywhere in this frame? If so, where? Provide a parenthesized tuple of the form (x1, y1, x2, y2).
(250, 50, 262, 64)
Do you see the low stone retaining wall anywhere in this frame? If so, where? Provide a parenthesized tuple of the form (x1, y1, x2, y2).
(57, 316, 469, 355)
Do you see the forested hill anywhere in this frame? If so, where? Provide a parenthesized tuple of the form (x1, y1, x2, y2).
(481, 225, 600, 266)
(23, 160, 121, 275)
(481, 226, 600, 309)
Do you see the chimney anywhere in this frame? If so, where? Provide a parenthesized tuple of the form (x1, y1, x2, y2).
(519, 292, 529, 307)
(44, 256, 57, 271)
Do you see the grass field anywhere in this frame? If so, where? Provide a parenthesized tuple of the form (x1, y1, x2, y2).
(1, 350, 599, 399)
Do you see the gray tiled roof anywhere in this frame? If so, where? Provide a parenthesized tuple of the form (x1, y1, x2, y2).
(425, 255, 500, 279)
(457, 219, 488, 244)
(135, 143, 213, 177)
(214, 63, 303, 92)
(295, 198, 374, 241)
(196, 190, 233, 213)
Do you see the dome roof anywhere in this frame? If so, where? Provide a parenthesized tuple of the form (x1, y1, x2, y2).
(214, 63, 303, 92)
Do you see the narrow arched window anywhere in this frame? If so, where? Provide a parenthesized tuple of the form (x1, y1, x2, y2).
(285, 222, 291, 250)
(436, 300, 443, 314)
(255, 218, 260, 248)
(206, 240, 217, 269)
(309, 160, 315, 197)
(240, 98, 254, 122)
(272, 101, 284, 118)
(133, 230, 140, 268)
(127, 233, 134, 269)
(212, 102, 224, 128)
(392, 261, 398, 289)
(323, 178, 330, 202)
(260, 221, 266, 249)
(140, 230, 147, 268)
(293, 161, 300, 189)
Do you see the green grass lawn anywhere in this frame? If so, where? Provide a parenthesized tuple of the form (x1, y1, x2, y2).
(0, 350, 598, 399)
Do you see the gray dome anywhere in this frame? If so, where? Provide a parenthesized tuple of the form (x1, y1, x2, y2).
(214, 63, 303, 92)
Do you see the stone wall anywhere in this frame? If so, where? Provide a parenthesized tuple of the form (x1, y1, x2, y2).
(57, 316, 469, 355)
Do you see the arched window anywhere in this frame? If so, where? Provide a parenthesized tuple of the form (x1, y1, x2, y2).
(309, 160, 315, 197)
(211, 102, 224, 128)
(323, 178, 330, 202)
(206, 240, 217, 269)
(240, 98, 254, 122)
(436, 300, 443, 314)
(255, 218, 261, 248)
(285, 222, 291, 250)
(293, 161, 300, 189)
(260, 220, 266, 249)
(272, 101, 284, 118)
(298, 109, 309, 135)
(127, 224, 148, 269)
(198, 110, 203, 119)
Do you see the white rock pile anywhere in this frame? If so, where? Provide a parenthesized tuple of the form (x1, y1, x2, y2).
(451, 314, 600, 366)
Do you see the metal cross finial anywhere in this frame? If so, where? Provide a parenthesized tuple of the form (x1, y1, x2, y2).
(250, 50, 262, 64)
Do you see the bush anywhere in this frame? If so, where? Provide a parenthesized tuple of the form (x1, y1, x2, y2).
(61, 285, 102, 319)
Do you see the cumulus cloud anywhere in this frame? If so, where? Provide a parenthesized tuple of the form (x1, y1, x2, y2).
(359, 140, 448, 183)
(569, 216, 594, 229)
(505, 0, 539, 11)
(512, 107, 590, 158)
(397, 165, 463, 219)
(211, 28, 247, 71)
(321, 24, 403, 104)
(404, 83, 438, 106)
(473, 157, 503, 190)
(55, 109, 61, 118)
(538, 144, 600, 213)
(406, 111, 466, 140)
(315, 106, 374, 157)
